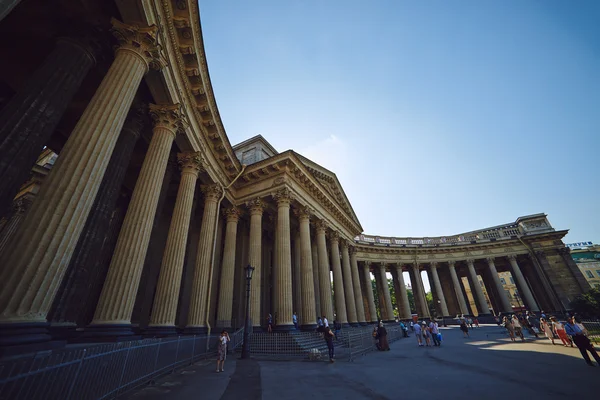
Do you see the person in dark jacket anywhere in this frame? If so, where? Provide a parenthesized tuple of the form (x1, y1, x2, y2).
(323, 326, 335, 362)
(377, 322, 390, 351)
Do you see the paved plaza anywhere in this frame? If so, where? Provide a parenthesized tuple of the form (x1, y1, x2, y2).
(126, 325, 600, 399)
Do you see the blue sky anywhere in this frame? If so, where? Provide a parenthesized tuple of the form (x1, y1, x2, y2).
(199, 0, 599, 244)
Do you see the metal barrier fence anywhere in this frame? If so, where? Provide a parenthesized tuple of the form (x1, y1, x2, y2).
(0, 329, 244, 400)
(582, 320, 600, 343)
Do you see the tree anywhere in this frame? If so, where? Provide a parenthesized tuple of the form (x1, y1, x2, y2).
(425, 291, 435, 317)
(569, 288, 600, 319)
(406, 289, 416, 314)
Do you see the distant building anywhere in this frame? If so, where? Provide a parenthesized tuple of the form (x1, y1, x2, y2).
(571, 244, 600, 289)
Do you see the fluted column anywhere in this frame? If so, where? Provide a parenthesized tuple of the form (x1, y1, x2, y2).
(430, 262, 449, 317)
(247, 198, 265, 328)
(377, 263, 395, 322)
(315, 220, 333, 320)
(466, 259, 490, 315)
(0, 197, 32, 255)
(486, 257, 512, 313)
(448, 261, 469, 315)
(363, 262, 378, 323)
(49, 109, 144, 329)
(340, 241, 358, 326)
(213, 207, 242, 329)
(90, 104, 182, 335)
(329, 231, 348, 325)
(508, 255, 539, 312)
(295, 206, 316, 330)
(311, 241, 321, 318)
(0, 20, 163, 344)
(349, 248, 367, 325)
(270, 188, 295, 330)
(394, 264, 412, 319)
(293, 231, 302, 319)
(146, 153, 202, 334)
(184, 184, 223, 333)
(0, 38, 96, 217)
(411, 263, 429, 318)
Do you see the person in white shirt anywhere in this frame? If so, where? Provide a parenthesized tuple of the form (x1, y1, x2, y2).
(322, 315, 329, 328)
(413, 321, 423, 346)
(511, 315, 524, 341)
(429, 320, 440, 346)
(216, 330, 230, 373)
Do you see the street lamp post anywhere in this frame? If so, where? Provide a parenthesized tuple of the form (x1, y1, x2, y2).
(241, 264, 255, 359)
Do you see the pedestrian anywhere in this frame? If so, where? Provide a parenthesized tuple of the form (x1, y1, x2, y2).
(460, 319, 470, 338)
(410, 320, 414, 332)
(334, 320, 342, 339)
(323, 326, 335, 363)
(267, 313, 273, 333)
(551, 317, 571, 347)
(467, 317, 473, 328)
(413, 320, 423, 346)
(565, 316, 600, 367)
(377, 321, 390, 351)
(429, 320, 440, 346)
(503, 316, 515, 342)
(216, 330, 230, 372)
(317, 316, 323, 327)
(322, 315, 329, 328)
(474, 318, 480, 328)
(422, 321, 432, 346)
(293, 312, 298, 329)
(540, 317, 555, 345)
(399, 321, 409, 337)
(511, 315, 524, 341)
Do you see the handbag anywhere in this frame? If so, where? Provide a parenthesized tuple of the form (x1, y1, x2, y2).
(437, 333, 442, 341)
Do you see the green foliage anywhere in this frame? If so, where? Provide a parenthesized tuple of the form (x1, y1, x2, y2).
(569, 288, 600, 319)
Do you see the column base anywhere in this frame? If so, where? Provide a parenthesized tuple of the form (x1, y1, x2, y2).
(384, 320, 396, 324)
(0, 321, 53, 346)
(79, 323, 140, 342)
(359, 322, 368, 326)
(300, 324, 317, 331)
(349, 322, 360, 327)
(49, 323, 81, 340)
(251, 326, 263, 333)
(341, 323, 351, 328)
(183, 326, 209, 335)
(273, 324, 295, 332)
(144, 325, 178, 337)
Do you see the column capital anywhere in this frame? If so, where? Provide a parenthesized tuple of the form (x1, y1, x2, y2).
(327, 230, 339, 243)
(111, 18, 166, 71)
(466, 258, 475, 266)
(293, 205, 313, 221)
(348, 246, 356, 255)
(246, 197, 266, 215)
(201, 183, 223, 202)
(486, 256, 496, 265)
(507, 254, 518, 262)
(177, 151, 204, 176)
(558, 247, 570, 255)
(340, 239, 350, 250)
(430, 261, 438, 268)
(394, 263, 403, 272)
(272, 187, 295, 206)
(149, 103, 186, 135)
(378, 262, 387, 270)
(13, 196, 32, 215)
(533, 250, 545, 258)
(223, 207, 242, 223)
(363, 261, 372, 269)
(315, 219, 328, 233)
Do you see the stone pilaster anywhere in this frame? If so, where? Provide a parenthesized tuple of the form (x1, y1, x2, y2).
(349, 248, 367, 325)
(315, 220, 333, 320)
(363, 262, 378, 323)
(340, 241, 358, 326)
(247, 198, 264, 328)
(466, 259, 490, 315)
(147, 152, 203, 334)
(486, 257, 512, 313)
(214, 207, 242, 329)
(185, 184, 223, 333)
(270, 188, 295, 330)
(0, 197, 32, 255)
(295, 206, 317, 330)
(90, 104, 182, 335)
(393, 265, 412, 319)
(558, 247, 592, 292)
(377, 263, 395, 322)
(508, 255, 540, 312)
(532, 251, 566, 312)
(329, 231, 348, 325)
(411, 263, 429, 318)
(448, 261, 469, 315)
(311, 241, 321, 319)
(0, 38, 96, 217)
(0, 19, 162, 345)
(430, 262, 449, 317)
(49, 108, 144, 330)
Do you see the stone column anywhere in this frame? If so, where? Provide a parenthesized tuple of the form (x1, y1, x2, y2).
(486, 257, 512, 313)
(214, 207, 242, 329)
(558, 247, 592, 292)
(340, 241, 358, 326)
(247, 198, 265, 328)
(377, 263, 395, 322)
(466, 259, 490, 315)
(329, 231, 348, 325)
(393, 265, 412, 319)
(363, 262, 378, 323)
(293, 231, 302, 320)
(430, 262, 449, 317)
(0, 20, 162, 344)
(311, 241, 321, 318)
(295, 206, 317, 330)
(349, 248, 367, 325)
(0, 197, 32, 255)
(270, 188, 295, 330)
(411, 263, 429, 318)
(184, 184, 223, 333)
(90, 104, 182, 335)
(146, 153, 202, 334)
(448, 261, 469, 315)
(315, 220, 333, 320)
(508, 255, 540, 312)
(49, 109, 144, 329)
(0, 38, 96, 217)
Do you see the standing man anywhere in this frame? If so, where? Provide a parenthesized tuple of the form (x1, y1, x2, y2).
(565, 316, 600, 367)
(429, 320, 440, 346)
(413, 321, 423, 347)
(323, 326, 335, 363)
(293, 312, 298, 330)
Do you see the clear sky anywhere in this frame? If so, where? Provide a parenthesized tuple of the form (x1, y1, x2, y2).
(199, 0, 599, 245)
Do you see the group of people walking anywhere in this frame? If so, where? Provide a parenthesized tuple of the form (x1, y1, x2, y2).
(411, 320, 442, 346)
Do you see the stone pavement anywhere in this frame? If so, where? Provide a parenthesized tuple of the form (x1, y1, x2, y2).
(125, 325, 600, 400)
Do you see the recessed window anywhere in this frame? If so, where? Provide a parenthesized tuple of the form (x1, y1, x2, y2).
(500, 278, 506, 285)
(586, 270, 594, 278)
